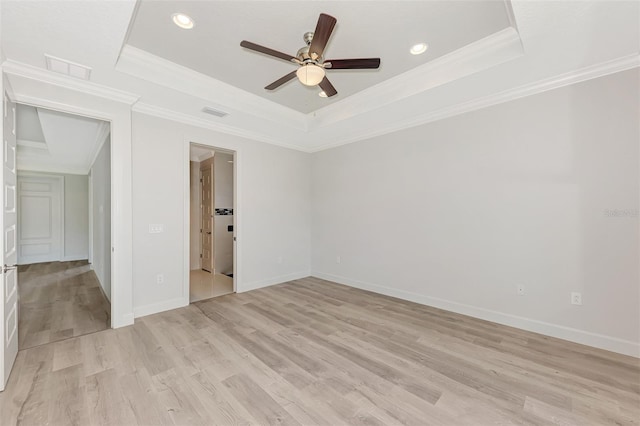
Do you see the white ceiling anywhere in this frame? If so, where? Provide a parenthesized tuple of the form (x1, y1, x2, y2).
(16, 104, 110, 175)
(1, 1, 638, 152)
(127, 1, 512, 113)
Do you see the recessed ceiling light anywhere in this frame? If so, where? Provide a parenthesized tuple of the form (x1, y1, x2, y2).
(410, 43, 428, 55)
(172, 13, 194, 29)
(318, 91, 328, 98)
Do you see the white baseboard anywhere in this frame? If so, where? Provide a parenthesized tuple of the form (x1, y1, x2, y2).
(62, 255, 88, 262)
(112, 312, 134, 329)
(239, 270, 310, 293)
(133, 297, 187, 319)
(312, 271, 640, 358)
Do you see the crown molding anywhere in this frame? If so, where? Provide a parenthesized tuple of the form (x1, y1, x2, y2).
(309, 26, 524, 130)
(16, 163, 90, 176)
(87, 121, 111, 170)
(16, 138, 47, 149)
(2, 60, 140, 105)
(309, 53, 640, 152)
(132, 102, 307, 152)
(116, 45, 308, 132)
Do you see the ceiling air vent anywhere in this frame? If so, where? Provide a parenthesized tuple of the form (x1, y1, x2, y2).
(45, 54, 91, 80)
(201, 106, 228, 118)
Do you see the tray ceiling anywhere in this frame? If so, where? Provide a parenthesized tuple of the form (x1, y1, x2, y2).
(1, 1, 638, 152)
(126, 1, 512, 114)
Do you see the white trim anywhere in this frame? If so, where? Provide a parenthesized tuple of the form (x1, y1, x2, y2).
(239, 271, 310, 293)
(62, 255, 88, 262)
(232, 150, 238, 294)
(16, 165, 90, 176)
(503, 0, 519, 33)
(16, 138, 47, 149)
(87, 172, 93, 265)
(310, 27, 524, 129)
(87, 122, 110, 172)
(312, 271, 640, 358)
(5, 83, 134, 330)
(182, 140, 190, 307)
(183, 140, 240, 307)
(133, 103, 303, 152)
(2, 60, 140, 105)
(309, 53, 640, 152)
(11, 93, 118, 123)
(59, 175, 65, 261)
(133, 296, 186, 319)
(120, 313, 134, 326)
(116, 45, 306, 131)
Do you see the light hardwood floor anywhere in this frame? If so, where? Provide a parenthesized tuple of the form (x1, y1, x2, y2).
(190, 269, 234, 302)
(1, 276, 638, 425)
(17, 260, 110, 350)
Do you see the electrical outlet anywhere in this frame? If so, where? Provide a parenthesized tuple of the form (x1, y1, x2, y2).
(517, 285, 525, 296)
(336, 256, 341, 264)
(571, 292, 582, 305)
(156, 274, 164, 284)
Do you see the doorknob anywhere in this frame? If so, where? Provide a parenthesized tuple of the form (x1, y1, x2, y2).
(3, 264, 17, 273)
(206, 231, 212, 235)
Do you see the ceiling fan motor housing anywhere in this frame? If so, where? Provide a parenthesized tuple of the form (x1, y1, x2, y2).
(297, 32, 322, 64)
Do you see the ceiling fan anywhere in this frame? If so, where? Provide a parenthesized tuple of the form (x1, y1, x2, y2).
(240, 13, 380, 98)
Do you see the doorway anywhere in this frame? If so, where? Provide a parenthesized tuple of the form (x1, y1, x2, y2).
(189, 143, 235, 302)
(13, 103, 112, 349)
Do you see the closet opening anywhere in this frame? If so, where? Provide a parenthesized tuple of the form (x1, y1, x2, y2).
(188, 143, 235, 302)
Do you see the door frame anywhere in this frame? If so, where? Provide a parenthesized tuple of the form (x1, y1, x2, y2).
(183, 140, 239, 305)
(15, 172, 65, 264)
(2, 70, 135, 330)
(199, 160, 214, 273)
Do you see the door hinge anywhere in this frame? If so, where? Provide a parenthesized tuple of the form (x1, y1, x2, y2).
(200, 178, 203, 183)
(200, 254, 202, 258)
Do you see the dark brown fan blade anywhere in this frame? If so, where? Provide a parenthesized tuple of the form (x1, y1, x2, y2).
(319, 76, 337, 97)
(308, 13, 337, 58)
(325, 58, 381, 69)
(240, 40, 296, 62)
(265, 71, 298, 90)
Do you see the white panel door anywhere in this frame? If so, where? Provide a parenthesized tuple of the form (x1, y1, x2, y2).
(17, 176, 62, 265)
(1, 92, 19, 391)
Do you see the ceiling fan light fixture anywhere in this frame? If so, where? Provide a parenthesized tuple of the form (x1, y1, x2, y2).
(172, 13, 194, 29)
(410, 43, 428, 55)
(296, 64, 325, 86)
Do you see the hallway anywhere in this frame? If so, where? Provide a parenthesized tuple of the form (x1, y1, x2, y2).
(18, 261, 110, 350)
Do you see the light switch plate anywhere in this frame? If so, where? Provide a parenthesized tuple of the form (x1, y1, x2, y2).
(149, 224, 163, 233)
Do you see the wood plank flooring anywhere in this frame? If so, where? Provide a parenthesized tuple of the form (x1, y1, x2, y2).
(17, 260, 110, 350)
(1, 276, 638, 425)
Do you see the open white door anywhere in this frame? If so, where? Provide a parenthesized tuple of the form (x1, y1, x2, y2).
(1, 92, 19, 391)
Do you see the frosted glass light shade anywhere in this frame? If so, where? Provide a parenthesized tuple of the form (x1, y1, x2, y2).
(296, 64, 325, 86)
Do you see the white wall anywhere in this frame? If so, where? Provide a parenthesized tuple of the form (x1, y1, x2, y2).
(214, 152, 234, 275)
(311, 69, 640, 357)
(90, 138, 111, 300)
(132, 113, 311, 317)
(63, 174, 88, 260)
